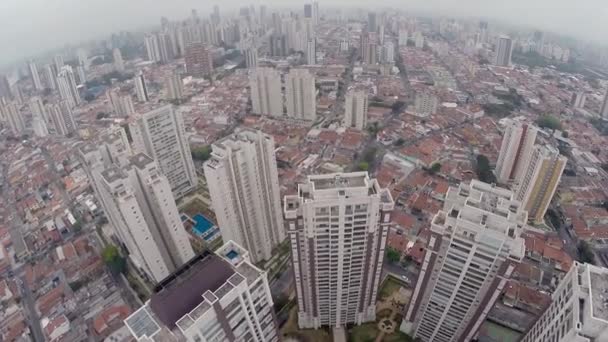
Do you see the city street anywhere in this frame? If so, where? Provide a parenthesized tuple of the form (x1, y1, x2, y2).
(20, 277, 45, 342)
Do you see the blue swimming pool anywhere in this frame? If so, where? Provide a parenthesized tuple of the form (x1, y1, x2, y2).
(226, 250, 239, 260)
(192, 214, 214, 236)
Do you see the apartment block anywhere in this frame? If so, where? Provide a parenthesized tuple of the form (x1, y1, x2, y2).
(344, 90, 368, 130)
(515, 145, 567, 224)
(401, 180, 526, 342)
(285, 68, 316, 121)
(130, 105, 198, 199)
(124, 241, 278, 342)
(203, 129, 284, 263)
(249, 68, 283, 118)
(283, 172, 394, 329)
(495, 121, 538, 185)
(521, 262, 608, 342)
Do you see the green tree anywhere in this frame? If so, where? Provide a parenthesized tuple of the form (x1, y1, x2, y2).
(191, 145, 212, 161)
(102, 245, 126, 275)
(476, 154, 496, 183)
(536, 115, 562, 131)
(386, 247, 401, 264)
(577, 241, 595, 265)
(367, 122, 382, 138)
(394, 138, 405, 146)
(357, 162, 370, 171)
(429, 162, 441, 174)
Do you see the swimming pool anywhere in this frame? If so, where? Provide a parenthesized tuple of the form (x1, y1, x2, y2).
(192, 214, 214, 237)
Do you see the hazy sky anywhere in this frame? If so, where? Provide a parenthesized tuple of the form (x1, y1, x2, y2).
(0, 0, 607, 66)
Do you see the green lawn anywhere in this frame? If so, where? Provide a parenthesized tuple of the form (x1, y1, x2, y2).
(349, 323, 378, 342)
(378, 277, 403, 300)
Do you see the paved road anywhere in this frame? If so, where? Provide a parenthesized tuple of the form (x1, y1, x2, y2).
(20, 277, 45, 342)
(382, 261, 419, 287)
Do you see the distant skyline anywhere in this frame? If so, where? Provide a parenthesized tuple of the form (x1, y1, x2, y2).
(1, 0, 607, 67)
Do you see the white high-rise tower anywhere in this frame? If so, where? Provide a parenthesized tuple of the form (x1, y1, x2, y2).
(284, 172, 394, 329)
(495, 120, 538, 185)
(57, 66, 81, 108)
(249, 67, 283, 118)
(204, 129, 285, 263)
(344, 90, 368, 129)
(285, 68, 316, 121)
(28, 60, 44, 91)
(494, 35, 513, 67)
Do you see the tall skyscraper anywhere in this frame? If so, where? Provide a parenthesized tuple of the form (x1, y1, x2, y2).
(360, 32, 377, 65)
(495, 121, 538, 184)
(382, 41, 395, 63)
(145, 34, 162, 63)
(269, 34, 287, 57)
(124, 241, 279, 342)
(2, 102, 25, 136)
(47, 101, 77, 136)
(515, 145, 567, 224)
(57, 66, 81, 108)
(285, 68, 316, 121)
(76, 64, 87, 85)
(77, 48, 89, 70)
(398, 29, 409, 46)
(113, 48, 125, 72)
(29, 96, 47, 123)
(368, 12, 377, 32)
(54, 54, 64, 71)
(82, 151, 195, 282)
(283, 172, 395, 328)
(134, 72, 150, 103)
(600, 90, 608, 118)
(244, 46, 258, 69)
(203, 129, 285, 263)
(304, 3, 312, 18)
(185, 42, 213, 78)
(129, 105, 197, 199)
(157, 32, 174, 63)
(494, 35, 514, 67)
(344, 90, 368, 130)
(413, 92, 438, 117)
(312, 1, 319, 25)
(0, 75, 11, 100)
(31, 104, 49, 138)
(306, 39, 317, 65)
(249, 67, 283, 118)
(28, 60, 44, 91)
(44, 64, 58, 90)
(521, 262, 608, 342)
(164, 71, 184, 101)
(401, 180, 526, 342)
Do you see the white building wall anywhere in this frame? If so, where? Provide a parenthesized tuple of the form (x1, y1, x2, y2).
(285, 69, 316, 121)
(495, 121, 538, 185)
(249, 68, 283, 118)
(344, 90, 368, 130)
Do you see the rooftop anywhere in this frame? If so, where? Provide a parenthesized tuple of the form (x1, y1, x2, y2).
(311, 173, 368, 190)
(149, 251, 234, 329)
(129, 153, 154, 170)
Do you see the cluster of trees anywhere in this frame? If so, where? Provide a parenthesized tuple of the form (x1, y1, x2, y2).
(577, 241, 595, 264)
(386, 247, 401, 264)
(102, 245, 126, 275)
(536, 115, 562, 131)
(191, 145, 212, 162)
(475, 155, 496, 183)
(482, 103, 515, 118)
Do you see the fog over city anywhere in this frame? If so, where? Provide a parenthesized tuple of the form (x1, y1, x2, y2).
(0, 0, 606, 66)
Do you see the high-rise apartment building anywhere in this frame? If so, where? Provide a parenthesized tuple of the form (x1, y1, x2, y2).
(401, 180, 526, 342)
(203, 129, 285, 263)
(344, 90, 368, 130)
(398, 29, 409, 46)
(285, 68, 316, 121)
(306, 39, 317, 65)
(28, 60, 44, 91)
(108, 89, 135, 117)
(157, 32, 174, 64)
(515, 145, 567, 224)
(360, 32, 378, 65)
(145, 34, 162, 63)
(494, 35, 514, 67)
(249, 67, 283, 118)
(82, 151, 195, 282)
(44, 64, 58, 90)
(571, 91, 587, 109)
(495, 121, 538, 184)
(134, 72, 150, 103)
(283, 172, 394, 329)
(312, 1, 319, 25)
(413, 92, 438, 117)
(304, 4, 312, 18)
(269, 34, 287, 57)
(244, 46, 258, 69)
(185, 42, 213, 78)
(76, 64, 87, 85)
(29, 96, 47, 123)
(47, 101, 77, 136)
(368, 12, 377, 32)
(165, 72, 184, 101)
(124, 241, 279, 342)
(600, 90, 608, 118)
(520, 262, 608, 342)
(382, 41, 395, 63)
(57, 66, 81, 108)
(129, 105, 197, 199)
(113, 48, 125, 72)
(0, 75, 11, 100)
(2, 103, 25, 136)
(54, 54, 64, 71)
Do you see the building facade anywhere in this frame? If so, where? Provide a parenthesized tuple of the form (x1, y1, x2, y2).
(28, 60, 44, 91)
(249, 68, 283, 118)
(515, 145, 567, 224)
(165, 72, 184, 101)
(47, 101, 77, 136)
(124, 241, 278, 342)
(129, 105, 198, 199)
(520, 262, 608, 342)
(495, 121, 538, 185)
(285, 68, 316, 121)
(203, 129, 285, 263)
(185, 42, 213, 78)
(344, 90, 368, 130)
(495, 35, 513, 67)
(134, 72, 150, 103)
(57, 66, 81, 108)
(283, 172, 394, 329)
(401, 180, 527, 342)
